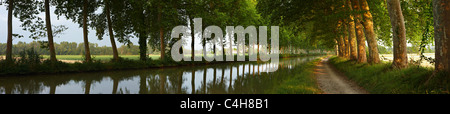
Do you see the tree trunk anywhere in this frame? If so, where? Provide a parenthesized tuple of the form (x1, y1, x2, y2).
(6, 0, 13, 62)
(433, 0, 449, 72)
(338, 36, 345, 57)
(347, 0, 358, 60)
(446, 2, 450, 73)
(138, 33, 147, 61)
(105, 0, 119, 61)
(361, 0, 380, 64)
(351, 0, 367, 63)
(343, 23, 350, 58)
(158, 6, 165, 61)
(387, 0, 408, 69)
(45, 0, 57, 62)
(190, 17, 195, 60)
(83, 0, 92, 62)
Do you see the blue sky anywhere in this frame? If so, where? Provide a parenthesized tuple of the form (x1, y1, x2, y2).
(0, 5, 139, 47)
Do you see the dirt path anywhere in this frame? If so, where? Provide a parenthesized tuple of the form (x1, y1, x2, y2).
(314, 58, 368, 94)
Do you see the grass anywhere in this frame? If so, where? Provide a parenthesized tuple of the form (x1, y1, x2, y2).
(0, 51, 328, 76)
(266, 58, 322, 94)
(328, 56, 449, 94)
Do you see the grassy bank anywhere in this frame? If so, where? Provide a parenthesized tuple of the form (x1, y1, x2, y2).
(0, 52, 327, 76)
(267, 58, 322, 94)
(328, 56, 449, 94)
(41, 55, 160, 61)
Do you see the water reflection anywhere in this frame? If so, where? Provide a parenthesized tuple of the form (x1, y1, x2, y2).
(0, 56, 320, 94)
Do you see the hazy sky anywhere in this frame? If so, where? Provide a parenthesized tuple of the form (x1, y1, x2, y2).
(0, 5, 139, 47)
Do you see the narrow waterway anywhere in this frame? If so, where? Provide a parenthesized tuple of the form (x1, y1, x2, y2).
(0, 56, 322, 94)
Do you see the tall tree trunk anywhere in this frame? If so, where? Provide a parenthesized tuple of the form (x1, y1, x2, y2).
(335, 39, 340, 56)
(387, 0, 408, 69)
(45, 0, 57, 62)
(105, 0, 119, 61)
(361, 0, 380, 64)
(190, 17, 195, 60)
(338, 36, 345, 57)
(138, 33, 147, 61)
(351, 0, 367, 63)
(83, 0, 92, 62)
(6, 0, 13, 63)
(446, 2, 450, 73)
(433, 0, 449, 72)
(343, 23, 350, 58)
(347, 0, 358, 60)
(158, 6, 165, 61)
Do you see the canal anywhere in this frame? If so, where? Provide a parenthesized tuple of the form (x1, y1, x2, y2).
(0, 56, 321, 94)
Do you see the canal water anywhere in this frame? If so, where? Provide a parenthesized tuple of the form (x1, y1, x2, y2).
(0, 56, 321, 94)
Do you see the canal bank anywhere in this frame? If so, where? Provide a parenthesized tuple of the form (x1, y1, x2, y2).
(0, 55, 324, 94)
(0, 54, 328, 76)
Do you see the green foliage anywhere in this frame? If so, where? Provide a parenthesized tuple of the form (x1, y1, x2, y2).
(17, 47, 42, 65)
(0, 41, 144, 55)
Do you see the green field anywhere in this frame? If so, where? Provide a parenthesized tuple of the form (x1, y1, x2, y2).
(41, 55, 161, 61)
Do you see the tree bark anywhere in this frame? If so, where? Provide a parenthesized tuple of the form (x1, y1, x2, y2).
(347, 0, 358, 60)
(361, 0, 380, 64)
(387, 0, 408, 69)
(138, 33, 147, 61)
(158, 6, 165, 61)
(83, 0, 92, 62)
(6, 0, 13, 62)
(351, 0, 367, 63)
(105, 0, 119, 61)
(45, 0, 57, 62)
(338, 36, 345, 57)
(433, 0, 449, 72)
(343, 23, 350, 58)
(190, 17, 195, 60)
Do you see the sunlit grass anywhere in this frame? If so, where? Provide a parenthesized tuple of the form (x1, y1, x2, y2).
(267, 59, 322, 94)
(329, 56, 448, 94)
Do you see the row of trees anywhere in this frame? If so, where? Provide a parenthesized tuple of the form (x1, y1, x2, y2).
(2, 0, 270, 63)
(0, 41, 142, 55)
(257, 0, 449, 73)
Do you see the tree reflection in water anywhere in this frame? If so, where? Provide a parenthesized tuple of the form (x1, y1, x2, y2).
(0, 56, 320, 94)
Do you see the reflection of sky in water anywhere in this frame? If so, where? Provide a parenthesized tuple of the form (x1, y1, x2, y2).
(116, 76, 140, 94)
(0, 56, 319, 94)
(55, 80, 84, 94)
(89, 77, 113, 94)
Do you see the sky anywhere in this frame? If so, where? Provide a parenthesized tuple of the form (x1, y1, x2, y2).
(0, 4, 139, 47)
(0, 4, 210, 51)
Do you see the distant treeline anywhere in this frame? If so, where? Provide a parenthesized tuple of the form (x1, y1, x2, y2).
(0, 41, 146, 55)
